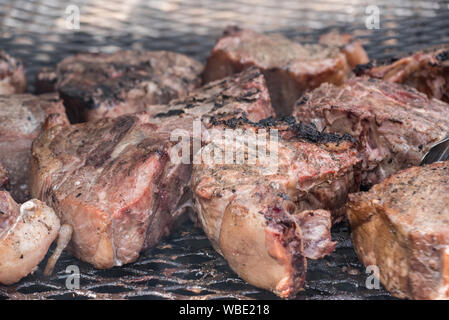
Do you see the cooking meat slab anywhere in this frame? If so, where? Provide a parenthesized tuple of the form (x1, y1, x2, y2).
(0, 50, 26, 95)
(203, 27, 368, 115)
(42, 50, 203, 122)
(30, 68, 274, 269)
(347, 161, 449, 300)
(0, 93, 67, 203)
(192, 117, 361, 297)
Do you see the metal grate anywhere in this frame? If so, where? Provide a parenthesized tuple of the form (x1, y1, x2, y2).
(0, 220, 394, 300)
(0, 0, 448, 300)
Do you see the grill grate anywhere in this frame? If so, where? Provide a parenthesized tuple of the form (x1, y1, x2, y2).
(0, 0, 448, 300)
(0, 221, 394, 300)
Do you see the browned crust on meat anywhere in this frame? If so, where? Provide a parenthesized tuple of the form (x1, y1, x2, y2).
(0, 163, 8, 189)
(347, 161, 449, 300)
(319, 32, 369, 69)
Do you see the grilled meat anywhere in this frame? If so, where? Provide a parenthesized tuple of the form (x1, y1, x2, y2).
(0, 164, 8, 189)
(35, 67, 57, 94)
(146, 66, 275, 131)
(347, 161, 449, 300)
(203, 27, 368, 115)
(293, 78, 449, 187)
(49, 50, 203, 122)
(30, 68, 274, 268)
(355, 46, 449, 102)
(0, 93, 67, 203)
(192, 117, 361, 298)
(318, 32, 369, 69)
(0, 50, 26, 95)
(0, 191, 60, 285)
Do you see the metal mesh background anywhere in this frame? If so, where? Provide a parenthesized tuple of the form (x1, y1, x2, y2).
(0, 0, 449, 300)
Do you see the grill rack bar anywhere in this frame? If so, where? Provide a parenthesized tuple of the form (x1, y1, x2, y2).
(0, 0, 448, 300)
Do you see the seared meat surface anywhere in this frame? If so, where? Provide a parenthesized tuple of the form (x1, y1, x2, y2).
(203, 27, 368, 115)
(293, 78, 449, 187)
(30, 68, 274, 268)
(0, 50, 26, 95)
(347, 161, 449, 300)
(192, 117, 361, 298)
(355, 46, 449, 102)
(0, 191, 60, 285)
(49, 50, 203, 122)
(0, 93, 67, 203)
(146, 66, 275, 131)
(0, 164, 8, 189)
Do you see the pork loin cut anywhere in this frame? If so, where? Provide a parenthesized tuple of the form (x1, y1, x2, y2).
(35, 67, 57, 94)
(30, 68, 274, 268)
(355, 46, 449, 103)
(347, 161, 449, 300)
(203, 27, 368, 115)
(0, 93, 67, 203)
(192, 117, 361, 298)
(0, 50, 26, 95)
(48, 50, 203, 122)
(146, 66, 275, 130)
(0, 191, 60, 285)
(318, 32, 369, 69)
(293, 78, 449, 188)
